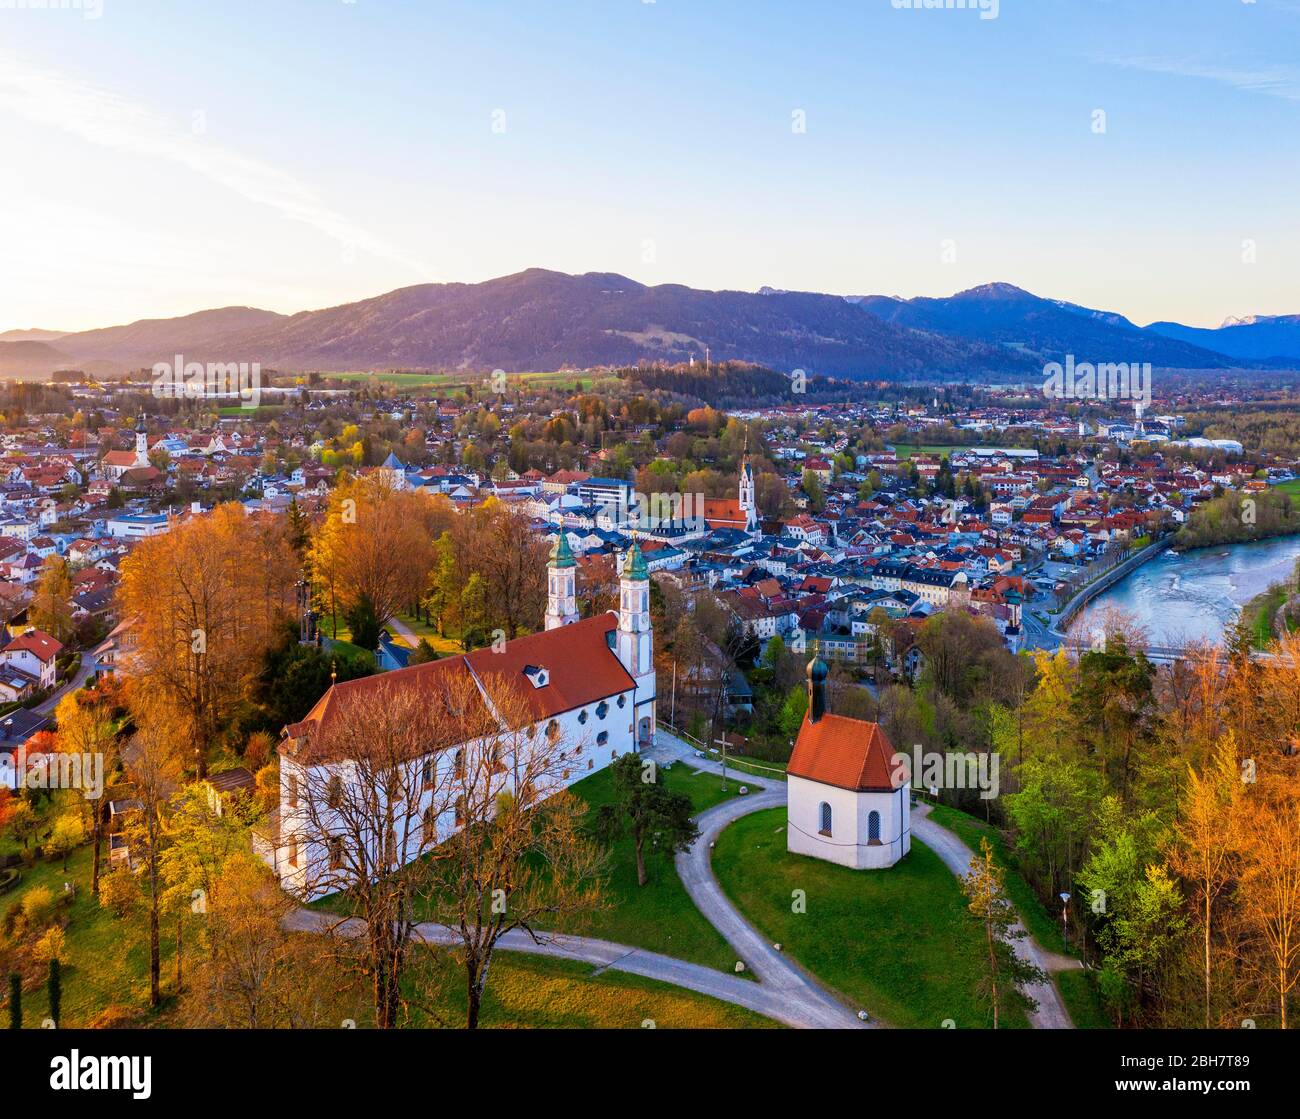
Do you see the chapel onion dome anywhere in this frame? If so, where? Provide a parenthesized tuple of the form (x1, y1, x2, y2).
(807, 654, 829, 685)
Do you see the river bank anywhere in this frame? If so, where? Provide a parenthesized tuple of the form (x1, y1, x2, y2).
(1074, 534, 1300, 647)
(1241, 573, 1300, 649)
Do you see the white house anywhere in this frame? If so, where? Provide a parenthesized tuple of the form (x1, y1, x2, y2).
(0, 629, 63, 691)
(785, 657, 911, 870)
(259, 540, 657, 900)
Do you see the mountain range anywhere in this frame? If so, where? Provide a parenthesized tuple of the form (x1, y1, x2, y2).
(6, 269, 1299, 380)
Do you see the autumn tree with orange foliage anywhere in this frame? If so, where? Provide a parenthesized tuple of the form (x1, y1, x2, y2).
(308, 472, 452, 637)
(117, 504, 299, 777)
(54, 688, 120, 897)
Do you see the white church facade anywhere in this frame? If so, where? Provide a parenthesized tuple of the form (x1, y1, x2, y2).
(260, 537, 656, 899)
(786, 657, 911, 870)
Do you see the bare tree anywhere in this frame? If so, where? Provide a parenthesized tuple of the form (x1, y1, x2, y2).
(288, 677, 467, 1028)
(416, 671, 605, 1029)
(122, 690, 183, 1009)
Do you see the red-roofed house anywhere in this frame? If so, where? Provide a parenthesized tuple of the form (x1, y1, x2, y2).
(785, 657, 911, 870)
(0, 628, 63, 689)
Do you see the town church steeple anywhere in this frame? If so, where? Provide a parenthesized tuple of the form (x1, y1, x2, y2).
(134, 411, 149, 468)
(738, 435, 757, 535)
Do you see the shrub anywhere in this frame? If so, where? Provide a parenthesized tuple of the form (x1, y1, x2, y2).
(35, 925, 65, 965)
(88, 1004, 140, 1029)
(21, 886, 55, 928)
(99, 865, 138, 918)
(244, 731, 274, 771)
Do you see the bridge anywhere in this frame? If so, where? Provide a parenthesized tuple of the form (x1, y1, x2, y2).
(1060, 639, 1290, 666)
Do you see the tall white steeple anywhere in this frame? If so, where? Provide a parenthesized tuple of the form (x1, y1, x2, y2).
(544, 532, 578, 630)
(738, 436, 758, 535)
(617, 541, 656, 747)
(134, 411, 149, 468)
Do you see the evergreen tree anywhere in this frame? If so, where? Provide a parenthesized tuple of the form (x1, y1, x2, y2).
(46, 959, 60, 1029)
(961, 838, 1046, 1028)
(7, 973, 19, 1029)
(594, 754, 700, 886)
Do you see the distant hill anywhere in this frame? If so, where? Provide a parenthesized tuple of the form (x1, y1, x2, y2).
(4, 270, 1287, 380)
(0, 328, 66, 343)
(851, 283, 1239, 369)
(0, 340, 78, 379)
(55, 306, 287, 366)
(1146, 315, 1300, 364)
(47, 270, 1025, 378)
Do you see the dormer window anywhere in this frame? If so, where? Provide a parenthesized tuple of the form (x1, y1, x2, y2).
(523, 664, 549, 689)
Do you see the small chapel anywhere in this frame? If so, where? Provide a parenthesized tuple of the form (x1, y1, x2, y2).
(785, 656, 911, 870)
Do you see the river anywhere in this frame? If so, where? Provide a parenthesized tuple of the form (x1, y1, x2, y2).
(1074, 535, 1300, 647)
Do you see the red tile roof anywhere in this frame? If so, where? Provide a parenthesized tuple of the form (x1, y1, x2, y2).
(3, 629, 63, 663)
(283, 613, 635, 763)
(788, 713, 899, 792)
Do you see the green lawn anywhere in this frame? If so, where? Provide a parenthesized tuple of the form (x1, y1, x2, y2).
(713, 807, 1029, 1029)
(1, 843, 182, 1029)
(925, 803, 1067, 954)
(1055, 967, 1111, 1030)
(539, 763, 754, 973)
(398, 951, 777, 1029)
(703, 752, 787, 781)
(314, 761, 755, 975)
(1242, 581, 1295, 650)
(393, 612, 465, 657)
(3, 834, 775, 1029)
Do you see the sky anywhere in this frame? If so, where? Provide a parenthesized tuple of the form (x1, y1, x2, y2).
(1, 0, 1298, 332)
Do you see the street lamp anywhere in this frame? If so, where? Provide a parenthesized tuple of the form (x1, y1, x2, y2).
(1060, 891, 1071, 947)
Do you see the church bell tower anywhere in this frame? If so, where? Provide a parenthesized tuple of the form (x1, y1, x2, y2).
(617, 541, 656, 747)
(544, 532, 578, 630)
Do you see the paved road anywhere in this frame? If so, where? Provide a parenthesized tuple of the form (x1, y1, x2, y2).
(284, 907, 831, 1030)
(912, 804, 1075, 1029)
(387, 615, 420, 646)
(35, 653, 96, 715)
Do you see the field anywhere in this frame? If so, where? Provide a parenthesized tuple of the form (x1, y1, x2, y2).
(712, 807, 1029, 1028)
(310, 369, 619, 395)
(538, 762, 754, 972)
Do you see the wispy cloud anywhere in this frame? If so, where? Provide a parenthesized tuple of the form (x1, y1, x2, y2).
(1101, 54, 1300, 104)
(0, 51, 439, 278)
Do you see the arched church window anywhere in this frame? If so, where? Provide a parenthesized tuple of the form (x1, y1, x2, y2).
(868, 810, 881, 842)
(819, 802, 832, 836)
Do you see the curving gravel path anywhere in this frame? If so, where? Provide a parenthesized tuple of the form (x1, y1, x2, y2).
(284, 907, 822, 1029)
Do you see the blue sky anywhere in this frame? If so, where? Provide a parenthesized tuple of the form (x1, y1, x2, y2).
(2, 0, 1298, 331)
